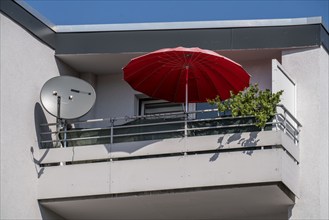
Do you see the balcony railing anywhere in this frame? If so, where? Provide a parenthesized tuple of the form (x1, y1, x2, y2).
(39, 105, 301, 149)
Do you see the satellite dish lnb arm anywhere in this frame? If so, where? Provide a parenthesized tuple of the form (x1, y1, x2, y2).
(71, 89, 91, 95)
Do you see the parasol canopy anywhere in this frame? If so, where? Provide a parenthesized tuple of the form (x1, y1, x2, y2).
(123, 47, 250, 111)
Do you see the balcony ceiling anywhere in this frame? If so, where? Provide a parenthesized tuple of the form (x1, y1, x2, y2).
(56, 49, 282, 75)
(40, 183, 293, 220)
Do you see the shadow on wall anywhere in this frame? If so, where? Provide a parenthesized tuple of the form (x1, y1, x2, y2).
(33, 103, 53, 178)
(55, 57, 79, 77)
(38, 203, 66, 220)
(34, 102, 52, 149)
(209, 132, 260, 161)
(30, 146, 46, 178)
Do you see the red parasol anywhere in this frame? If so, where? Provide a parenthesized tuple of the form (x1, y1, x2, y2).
(123, 47, 250, 112)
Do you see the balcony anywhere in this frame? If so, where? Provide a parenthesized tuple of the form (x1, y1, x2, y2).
(36, 105, 301, 219)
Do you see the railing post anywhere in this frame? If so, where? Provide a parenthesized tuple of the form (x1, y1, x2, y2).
(295, 125, 301, 145)
(110, 118, 114, 144)
(55, 120, 61, 148)
(294, 130, 298, 145)
(283, 110, 287, 134)
(63, 120, 67, 148)
(274, 114, 279, 131)
(59, 120, 66, 166)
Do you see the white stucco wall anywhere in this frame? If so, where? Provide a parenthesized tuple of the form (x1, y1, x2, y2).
(94, 73, 139, 119)
(282, 46, 329, 220)
(0, 13, 71, 220)
(241, 59, 273, 90)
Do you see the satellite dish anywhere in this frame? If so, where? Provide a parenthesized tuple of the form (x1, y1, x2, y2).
(40, 76, 96, 119)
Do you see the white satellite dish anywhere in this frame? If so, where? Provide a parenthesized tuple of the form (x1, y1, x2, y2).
(40, 76, 96, 119)
(40, 76, 96, 151)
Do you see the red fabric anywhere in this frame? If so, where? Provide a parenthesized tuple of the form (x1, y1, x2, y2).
(123, 47, 250, 103)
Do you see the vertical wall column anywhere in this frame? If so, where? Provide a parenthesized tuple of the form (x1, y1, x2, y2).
(282, 47, 329, 219)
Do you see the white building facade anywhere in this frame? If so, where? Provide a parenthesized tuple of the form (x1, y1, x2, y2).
(1, 1, 328, 219)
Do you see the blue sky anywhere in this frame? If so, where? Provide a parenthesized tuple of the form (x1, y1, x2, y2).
(23, 0, 329, 29)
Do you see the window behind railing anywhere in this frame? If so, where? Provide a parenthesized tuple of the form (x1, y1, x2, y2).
(139, 99, 184, 115)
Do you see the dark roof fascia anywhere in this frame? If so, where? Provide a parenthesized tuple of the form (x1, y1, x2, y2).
(0, 0, 56, 49)
(55, 24, 327, 54)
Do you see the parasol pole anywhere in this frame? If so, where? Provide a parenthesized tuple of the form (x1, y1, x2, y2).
(185, 65, 189, 113)
(184, 66, 189, 138)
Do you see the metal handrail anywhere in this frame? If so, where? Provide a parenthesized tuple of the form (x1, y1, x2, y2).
(39, 120, 293, 144)
(39, 105, 301, 147)
(277, 104, 302, 128)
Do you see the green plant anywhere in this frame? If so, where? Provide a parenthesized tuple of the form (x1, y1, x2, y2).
(208, 84, 283, 128)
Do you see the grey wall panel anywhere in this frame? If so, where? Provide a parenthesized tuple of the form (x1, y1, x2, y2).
(55, 25, 325, 54)
(232, 25, 321, 49)
(55, 29, 233, 54)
